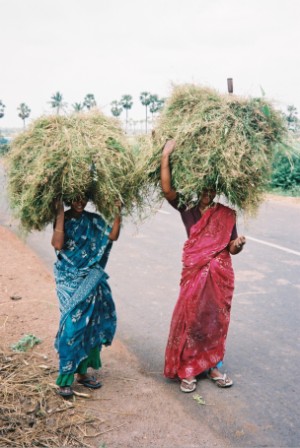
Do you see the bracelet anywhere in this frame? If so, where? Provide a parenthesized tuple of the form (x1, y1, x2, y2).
(54, 229, 64, 233)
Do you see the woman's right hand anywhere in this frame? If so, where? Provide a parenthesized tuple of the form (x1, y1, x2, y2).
(161, 139, 177, 201)
(162, 139, 176, 157)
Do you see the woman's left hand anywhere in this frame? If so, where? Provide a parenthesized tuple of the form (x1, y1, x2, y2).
(108, 200, 123, 241)
(229, 235, 246, 254)
(234, 235, 246, 249)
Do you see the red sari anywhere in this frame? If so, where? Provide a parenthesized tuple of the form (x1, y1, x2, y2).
(164, 203, 236, 379)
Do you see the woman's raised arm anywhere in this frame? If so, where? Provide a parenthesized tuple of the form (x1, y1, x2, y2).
(160, 139, 177, 201)
(109, 202, 122, 241)
(51, 200, 65, 250)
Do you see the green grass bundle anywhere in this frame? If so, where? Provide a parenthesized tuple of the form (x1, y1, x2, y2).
(7, 111, 149, 230)
(146, 84, 291, 212)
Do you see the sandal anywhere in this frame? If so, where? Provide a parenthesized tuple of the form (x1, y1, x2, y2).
(77, 375, 102, 389)
(180, 378, 197, 393)
(207, 369, 233, 388)
(56, 386, 74, 397)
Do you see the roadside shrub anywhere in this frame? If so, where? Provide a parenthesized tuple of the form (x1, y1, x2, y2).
(0, 143, 10, 156)
(270, 146, 300, 196)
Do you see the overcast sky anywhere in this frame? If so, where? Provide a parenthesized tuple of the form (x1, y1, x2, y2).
(1, 0, 300, 128)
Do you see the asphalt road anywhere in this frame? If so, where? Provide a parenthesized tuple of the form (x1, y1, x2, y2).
(1, 163, 300, 447)
(106, 199, 300, 448)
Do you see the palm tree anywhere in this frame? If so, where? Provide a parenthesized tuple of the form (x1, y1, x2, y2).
(140, 92, 152, 133)
(120, 95, 133, 128)
(72, 102, 84, 113)
(83, 94, 97, 110)
(286, 105, 299, 132)
(50, 91, 66, 115)
(149, 94, 165, 120)
(18, 103, 31, 128)
(0, 100, 5, 119)
(110, 100, 123, 118)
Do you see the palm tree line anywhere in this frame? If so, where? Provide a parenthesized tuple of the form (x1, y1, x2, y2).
(111, 93, 165, 132)
(0, 91, 165, 133)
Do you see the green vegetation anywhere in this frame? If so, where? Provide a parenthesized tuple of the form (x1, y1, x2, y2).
(72, 102, 84, 112)
(149, 94, 165, 120)
(269, 104, 300, 195)
(49, 91, 66, 115)
(120, 94, 133, 127)
(11, 334, 41, 352)
(83, 93, 97, 110)
(18, 102, 31, 128)
(6, 111, 151, 231)
(140, 91, 152, 133)
(2, 89, 300, 221)
(143, 83, 294, 212)
(111, 100, 123, 118)
(0, 100, 5, 119)
(0, 137, 10, 156)
(270, 145, 300, 196)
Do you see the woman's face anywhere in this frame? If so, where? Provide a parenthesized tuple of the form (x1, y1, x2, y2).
(70, 197, 88, 214)
(200, 189, 216, 206)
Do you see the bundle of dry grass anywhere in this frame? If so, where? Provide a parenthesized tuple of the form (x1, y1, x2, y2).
(0, 348, 102, 447)
(6, 112, 149, 231)
(145, 84, 290, 212)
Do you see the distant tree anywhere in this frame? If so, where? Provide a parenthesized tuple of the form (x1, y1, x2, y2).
(149, 94, 165, 119)
(110, 100, 123, 118)
(83, 94, 97, 110)
(0, 100, 5, 119)
(286, 105, 300, 133)
(120, 95, 133, 128)
(18, 103, 31, 128)
(140, 91, 152, 133)
(50, 91, 66, 115)
(72, 102, 84, 112)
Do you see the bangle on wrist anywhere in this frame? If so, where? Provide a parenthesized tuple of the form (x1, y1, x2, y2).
(54, 229, 64, 233)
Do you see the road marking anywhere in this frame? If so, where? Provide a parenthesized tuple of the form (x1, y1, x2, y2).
(247, 236, 300, 257)
(155, 209, 170, 215)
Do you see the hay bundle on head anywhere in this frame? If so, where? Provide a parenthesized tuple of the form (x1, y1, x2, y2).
(147, 83, 290, 212)
(7, 111, 147, 231)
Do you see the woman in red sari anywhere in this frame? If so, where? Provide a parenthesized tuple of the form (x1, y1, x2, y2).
(161, 140, 246, 393)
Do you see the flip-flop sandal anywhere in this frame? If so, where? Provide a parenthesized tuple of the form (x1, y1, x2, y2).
(180, 378, 197, 393)
(77, 375, 102, 389)
(56, 386, 74, 397)
(207, 372, 233, 388)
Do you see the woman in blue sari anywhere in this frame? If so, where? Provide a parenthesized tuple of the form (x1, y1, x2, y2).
(51, 197, 121, 397)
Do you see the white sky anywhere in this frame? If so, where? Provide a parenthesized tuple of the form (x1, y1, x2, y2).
(1, 0, 300, 128)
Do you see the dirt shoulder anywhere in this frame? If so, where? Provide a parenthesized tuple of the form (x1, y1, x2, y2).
(0, 225, 225, 448)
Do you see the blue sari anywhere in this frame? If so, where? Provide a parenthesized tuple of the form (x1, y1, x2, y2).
(54, 211, 116, 384)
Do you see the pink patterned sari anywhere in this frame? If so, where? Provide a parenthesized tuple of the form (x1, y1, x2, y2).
(164, 203, 236, 379)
